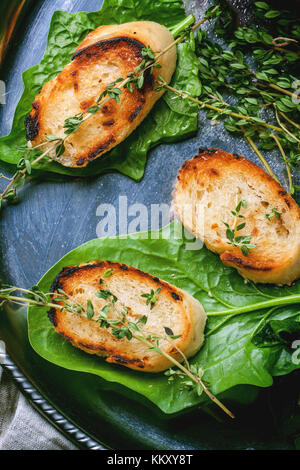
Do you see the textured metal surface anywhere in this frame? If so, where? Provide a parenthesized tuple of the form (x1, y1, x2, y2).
(0, 0, 297, 287)
(1, 301, 297, 450)
(0, 0, 299, 450)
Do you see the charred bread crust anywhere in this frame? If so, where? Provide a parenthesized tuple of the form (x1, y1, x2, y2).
(25, 101, 40, 141)
(179, 147, 300, 218)
(50, 261, 183, 303)
(73, 35, 144, 60)
(25, 37, 151, 153)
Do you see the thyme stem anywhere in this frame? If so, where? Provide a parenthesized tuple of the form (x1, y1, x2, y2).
(274, 105, 300, 144)
(1, 147, 53, 200)
(163, 83, 285, 134)
(279, 111, 300, 131)
(270, 133, 293, 193)
(134, 331, 234, 419)
(245, 135, 279, 182)
(0, 295, 59, 310)
(267, 83, 299, 100)
(0, 174, 13, 181)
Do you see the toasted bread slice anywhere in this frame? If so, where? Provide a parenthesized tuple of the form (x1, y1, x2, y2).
(25, 21, 177, 168)
(174, 148, 300, 285)
(49, 261, 207, 372)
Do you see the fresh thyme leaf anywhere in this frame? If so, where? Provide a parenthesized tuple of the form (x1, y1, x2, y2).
(128, 322, 140, 332)
(3, 189, 18, 204)
(13, 175, 26, 189)
(86, 300, 95, 320)
(57, 288, 68, 297)
(87, 105, 100, 114)
(141, 46, 155, 60)
(125, 82, 133, 93)
(107, 88, 122, 104)
(194, 3, 300, 189)
(96, 289, 113, 300)
(101, 305, 110, 315)
(103, 269, 114, 278)
(55, 143, 65, 158)
(225, 227, 234, 242)
(98, 307, 110, 328)
(255, 2, 269, 10)
(149, 345, 163, 354)
(164, 327, 182, 340)
(141, 287, 162, 309)
(16, 158, 25, 170)
(135, 59, 146, 73)
(236, 222, 246, 231)
(137, 315, 148, 326)
(164, 368, 176, 377)
(25, 160, 32, 175)
(112, 326, 132, 341)
(164, 327, 174, 337)
(97, 90, 108, 103)
(223, 199, 256, 256)
(137, 74, 144, 89)
(63, 115, 84, 135)
(23, 286, 49, 303)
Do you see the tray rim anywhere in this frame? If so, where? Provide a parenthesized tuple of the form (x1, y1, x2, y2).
(1, 351, 107, 450)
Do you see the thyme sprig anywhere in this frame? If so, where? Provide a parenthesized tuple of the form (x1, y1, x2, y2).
(0, 284, 81, 312)
(265, 207, 282, 221)
(141, 287, 162, 309)
(223, 200, 256, 256)
(0, 280, 234, 419)
(159, 79, 285, 133)
(157, 78, 296, 189)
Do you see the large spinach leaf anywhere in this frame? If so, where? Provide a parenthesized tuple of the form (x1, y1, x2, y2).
(0, 0, 200, 181)
(28, 221, 300, 414)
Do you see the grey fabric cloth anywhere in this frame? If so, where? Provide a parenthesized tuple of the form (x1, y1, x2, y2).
(0, 366, 78, 450)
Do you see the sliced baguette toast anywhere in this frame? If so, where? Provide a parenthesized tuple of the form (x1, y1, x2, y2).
(174, 148, 300, 285)
(49, 261, 207, 373)
(25, 21, 177, 168)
